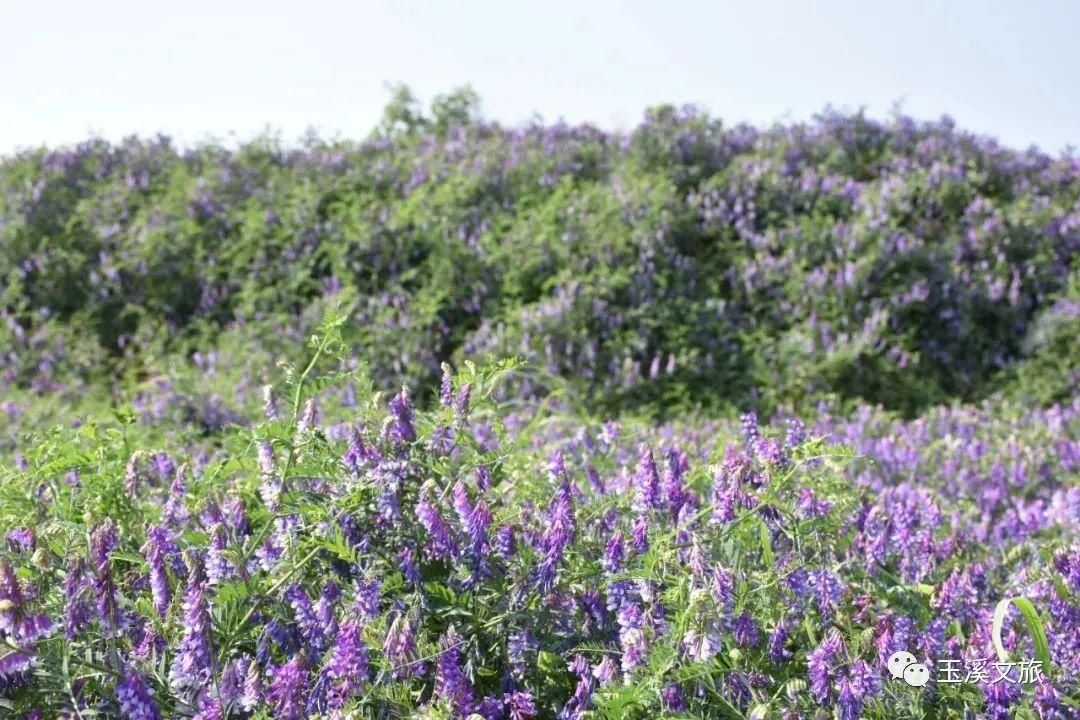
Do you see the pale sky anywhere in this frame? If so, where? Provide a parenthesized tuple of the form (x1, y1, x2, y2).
(1, 0, 1077, 157)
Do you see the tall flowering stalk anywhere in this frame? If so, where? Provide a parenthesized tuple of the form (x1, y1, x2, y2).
(537, 478, 575, 593)
(170, 552, 214, 692)
(141, 525, 173, 618)
(434, 627, 473, 715)
(90, 520, 120, 631)
(63, 556, 93, 639)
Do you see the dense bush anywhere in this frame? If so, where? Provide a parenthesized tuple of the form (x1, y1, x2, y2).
(2, 92, 1077, 417)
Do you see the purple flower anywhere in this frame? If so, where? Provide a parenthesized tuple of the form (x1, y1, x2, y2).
(282, 590, 320, 657)
(386, 386, 416, 447)
(494, 525, 516, 559)
(397, 548, 422, 586)
(116, 673, 162, 720)
(170, 553, 214, 692)
(6, 528, 34, 552)
(0, 560, 53, 682)
(633, 444, 660, 512)
(507, 689, 538, 719)
(323, 620, 369, 709)
(192, 694, 223, 720)
(342, 428, 375, 476)
(711, 565, 735, 617)
(602, 531, 625, 574)
(90, 520, 120, 630)
(205, 523, 232, 586)
(592, 656, 618, 685)
(258, 442, 281, 512)
(141, 525, 173, 618)
(162, 466, 190, 528)
(434, 628, 473, 714)
(631, 516, 648, 555)
(981, 673, 1022, 720)
(241, 659, 263, 711)
(537, 480, 575, 593)
(835, 660, 881, 720)
(785, 417, 808, 449)
(439, 363, 454, 407)
(262, 384, 277, 420)
(153, 453, 175, 483)
(297, 397, 318, 432)
(383, 614, 420, 679)
(810, 569, 844, 622)
(617, 602, 648, 675)
(0, 560, 26, 632)
(1034, 678, 1064, 720)
(796, 487, 832, 519)
(662, 449, 690, 515)
(507, 629, 536, 680)
(416, 484, 459, 561)
(741, 411, 759, 447)
(63, 557, 93, 639)
(454, 482, 492, 559)
(132, 625, 165, 661)
(0, 643, 33, 681)
(267, 657, 309, 720)
(353, 577, 381, 622)
(660, 684, 687, 711)
(316, 580, 340, 632)
(768, 619, 793, 663)
(733, 613, 760, 647)
(454, 382, 472, 423)
(683, 623, 721, 663)
(124, 454, 143, 494)
(807, 631, 843, 704)
(558, 674, 595, 720)
(932, 563, 982, 622)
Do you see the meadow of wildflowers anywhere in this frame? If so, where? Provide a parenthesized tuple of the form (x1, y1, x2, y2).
(0, 92, 1076, 718)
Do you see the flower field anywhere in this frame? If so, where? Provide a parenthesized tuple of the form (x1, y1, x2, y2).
(0, 95, 1076, 718)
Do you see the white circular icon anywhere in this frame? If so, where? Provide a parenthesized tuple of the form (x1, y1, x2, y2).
(887, 650, 917, 679)
(903, 662, 930, 687)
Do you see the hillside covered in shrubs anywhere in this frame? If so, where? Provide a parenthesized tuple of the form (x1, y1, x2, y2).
(2, 88, 1077, 423)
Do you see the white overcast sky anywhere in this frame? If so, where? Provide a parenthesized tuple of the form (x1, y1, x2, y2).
(1, 0, 1077, 156)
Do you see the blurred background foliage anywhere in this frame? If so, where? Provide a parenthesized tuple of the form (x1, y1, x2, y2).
(1, 85, 1077, 427)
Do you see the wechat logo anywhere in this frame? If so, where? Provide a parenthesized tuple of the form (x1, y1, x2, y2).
(888, 650, 930, 687)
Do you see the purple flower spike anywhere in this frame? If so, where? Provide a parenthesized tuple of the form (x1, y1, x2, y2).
(90, 520, 120, 631)
(507, 689, 538, 719)
(64, 557, 93, 639)
(323, 620, 370, 710)
(633, 444, 661, 512)
(807, 631, 844, 704)
(141, 525, 173, 618)
(439, 363, 454, 407)
(387, 386, 416, 446)
(170, 552, 214, 692)
(434, 628, 473, 714)
(416, 484, 459, 561)
(116, 673, 163, 720)
(267, 656, 309, 720)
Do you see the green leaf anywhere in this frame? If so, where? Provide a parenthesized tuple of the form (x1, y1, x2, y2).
(537, 650, 565, 676)
(991, 596, 1052, 669)
(758, 519, 774, 567)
